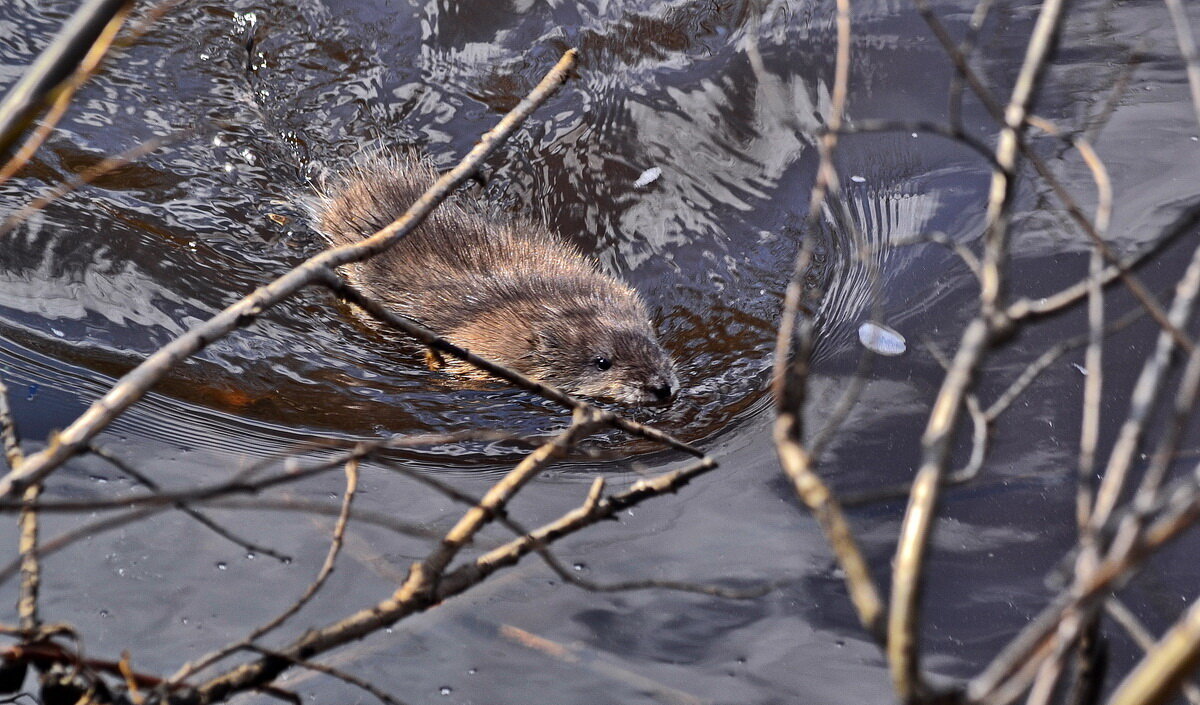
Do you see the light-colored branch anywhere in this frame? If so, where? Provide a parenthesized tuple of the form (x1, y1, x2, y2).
(1108, 592, 1200, 705)
(1106, 598, 1200, 705)
(17, 483, 41, 633)
(0, 380, 19, 470)
(776, 416, 885, 642)
(968, 462, 1200, 702)
(913, 0, 1193, 353)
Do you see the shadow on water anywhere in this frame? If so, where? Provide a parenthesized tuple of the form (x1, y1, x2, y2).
(1, 0, 1200, 701)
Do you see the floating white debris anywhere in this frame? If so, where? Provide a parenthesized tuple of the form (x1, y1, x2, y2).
(850, 175, 866, 183)
(858, 322, 906, 356)
(633, 166, 662, 188)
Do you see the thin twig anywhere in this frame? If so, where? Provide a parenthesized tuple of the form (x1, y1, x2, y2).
(948, 0, 996, 130)
(88, 443, 291, 562)
(171, 459, 360, 683)
(243, 646, 412, 705)
(0, 506, 166, 586)
(770, 0, 887, 650)
(968, 462, 1200, 703)
(834, 120, 1001, 169)
(0, 380, 19, 471)
(1090, 235, 1200, 528)
(0, 127, 200, 239)
(200, 497, 442, 541)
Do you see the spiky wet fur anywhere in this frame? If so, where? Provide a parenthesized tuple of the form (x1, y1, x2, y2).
(312, 151, 678, 405)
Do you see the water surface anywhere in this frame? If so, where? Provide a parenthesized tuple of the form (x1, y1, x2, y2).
(1, 0, 1199, 702)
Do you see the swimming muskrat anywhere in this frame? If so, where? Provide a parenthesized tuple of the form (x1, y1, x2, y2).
(312, 151, 679, 405)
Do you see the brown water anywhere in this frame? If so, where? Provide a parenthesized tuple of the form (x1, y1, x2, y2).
(1, 0, 1199, 702)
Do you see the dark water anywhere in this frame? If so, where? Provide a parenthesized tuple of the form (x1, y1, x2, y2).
(1, 0, 1199, 702)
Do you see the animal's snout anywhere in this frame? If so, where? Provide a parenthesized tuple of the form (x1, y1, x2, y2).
(646, 381, 674, 403)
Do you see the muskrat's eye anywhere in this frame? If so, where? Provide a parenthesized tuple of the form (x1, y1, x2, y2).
(593, 356, 612, 371)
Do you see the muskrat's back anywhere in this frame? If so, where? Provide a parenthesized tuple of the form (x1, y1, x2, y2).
(313, 151, 678, 405)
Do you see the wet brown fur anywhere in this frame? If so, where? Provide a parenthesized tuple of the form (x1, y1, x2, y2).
(312, 151, 678, 404)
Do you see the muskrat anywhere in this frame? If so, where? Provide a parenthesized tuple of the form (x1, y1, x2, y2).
(312, 151, 678, 405)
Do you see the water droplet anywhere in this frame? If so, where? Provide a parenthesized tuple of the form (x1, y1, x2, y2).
(850, 175, 866, 183)
(835, 639, 845, 648)
(50, 328, 64, 337)
(572, 563, 586, 572)
(216, 562, 228, 571)
(858, 322, 906, 356)
(99, 609, 110, 618)
(245, 552, 256, 560)
(467, 668, 477, 675)
(438, 686, 452, 696)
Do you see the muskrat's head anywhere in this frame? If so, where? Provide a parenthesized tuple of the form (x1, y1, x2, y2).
(525, 317, 679, 406)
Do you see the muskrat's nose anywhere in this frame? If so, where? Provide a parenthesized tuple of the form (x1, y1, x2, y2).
(648, 382, 674, 402)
